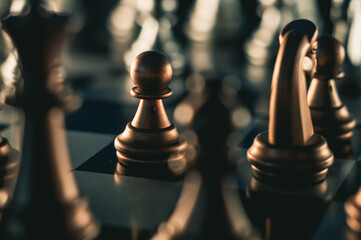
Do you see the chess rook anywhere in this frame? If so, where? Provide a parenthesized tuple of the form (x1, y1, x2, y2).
(114, 51, 187, 180)
(247, 20, 334, 185)
(307, 36, 356, 154)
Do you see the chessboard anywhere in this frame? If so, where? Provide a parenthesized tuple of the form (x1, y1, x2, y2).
(1, 1, 361, 240)
(0, 42, 359, 240)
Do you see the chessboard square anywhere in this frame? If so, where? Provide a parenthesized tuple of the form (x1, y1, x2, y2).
(74, 171, 182, 230)
(67, 130, 116, 169)
(75, 143, 118, 174)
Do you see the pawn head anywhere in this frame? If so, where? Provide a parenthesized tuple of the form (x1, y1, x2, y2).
(130, 51, 173, 93)
(316, 35, 345, 79)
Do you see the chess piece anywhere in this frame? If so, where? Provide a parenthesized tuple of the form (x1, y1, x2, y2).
(345, 187, 361, 234)
(185, 0, 244, 43)
(0, 5, 22, 220)
(114, 51, 187, 180)
(120, 0, 186, 76)
(0, 137, 20, 218)
(307, 35, 356, 158)
(74, 0, 118, 53)
(335, 0, 361, 97)
(346, 0, 361, 68)
(0, 3, 100, 239)
(247, 19, 334, 185)
(152, 78, 260, 240)
(244, 0, 299, 66)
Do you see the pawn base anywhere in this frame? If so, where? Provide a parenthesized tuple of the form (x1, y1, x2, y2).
(310, 105, 356, 142)
(116, 159, 186, 181)
(114, 123, 188, 180)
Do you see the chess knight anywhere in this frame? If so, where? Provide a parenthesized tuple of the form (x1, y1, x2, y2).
(247, 19, 334, 185)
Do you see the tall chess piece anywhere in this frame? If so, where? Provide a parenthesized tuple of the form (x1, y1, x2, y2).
(0, 136, 20, 220)
(152, 79, 260, 240)
(0, 3, 100, 239)
(247, 19, 334, 185)
(307, 35, 356, 158)
(114, 51, 187, 180)
(0, 15, 21, 219)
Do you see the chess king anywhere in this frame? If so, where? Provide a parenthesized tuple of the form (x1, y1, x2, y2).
(247, 19, 334, 185)
(0, 3, 100, 239)
(114, 51, 187, 180)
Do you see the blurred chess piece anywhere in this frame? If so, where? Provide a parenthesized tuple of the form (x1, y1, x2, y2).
(108, 0, 138, 65)
(345, 187, 361, 235)
(185, 0, 244, 44)
(346, 0, 361, 69)
(0, 138, 20, 221)
(73, 0, 118, 53)
(174, 71, 253, 134)
(185, 0, 247, 78)
(245, 176, 331, 239)
(152, 75, 260, 240)
(244, 0, 298, 66)
(308, 35, 356, 159)
(0, 3, 99, 239)
(114, 51, 187, 180)
(0, 0, 11, 20)
(110, 0, 186, 76)
(333, 0, 361, 97)
(296, 0, 327, 33)
(0, 0, 23, 222)
(244, 0, 329, 67)
(247, 19, 334, 185)
(0, 2, 23, 108)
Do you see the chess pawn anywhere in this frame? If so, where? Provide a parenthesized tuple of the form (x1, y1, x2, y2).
(345, 187, 361, 234)
(247, 20, 334, 185)
(307, 36, 356, 157)
(114, 51, 187, 180)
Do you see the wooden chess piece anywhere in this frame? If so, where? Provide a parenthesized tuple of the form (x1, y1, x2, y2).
(114, 51, 187, 180)
(0, 3, 100, 239)
(247, 19, 334, 185)
(345, 187, 361, 234)
(307, 35, 356, 158)
(0, 136, 20, 219)
(152, 77, 261, 240)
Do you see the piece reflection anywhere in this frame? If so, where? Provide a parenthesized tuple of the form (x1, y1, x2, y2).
(244, 177, 331, 240)
(153, 73, 259, 239)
